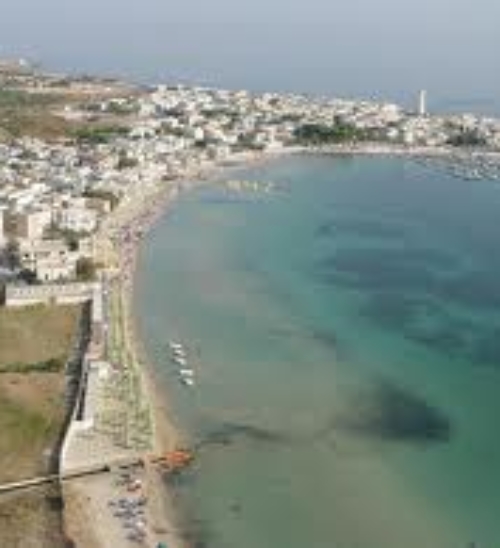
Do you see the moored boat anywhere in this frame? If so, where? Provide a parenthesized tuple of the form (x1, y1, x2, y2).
(180, 376, 195, 387)
(168, 341, 184, 351)
(173, 355, 187, 366)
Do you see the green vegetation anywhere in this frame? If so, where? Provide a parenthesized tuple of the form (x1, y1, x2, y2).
(17, 269, 38, 285)
(0, 239, 20, 270)
(116, 149, 139, 170)
(72, 124, 129, 144)
(43, 225, 89, 249)
(0, 389, 52, 443)
(0, 88, 70, 141)
(0, 89, 56, 108)
(76, 257, 97, 281)
(0, 486, 68, 548)
(0, 371, 66, 480)
(0, 111, 69, 140)
(293, 121, 369, 145)
(0, 304, 80, 368)
(0, 303, 79, 546)
(82, 188, 119, 209)
(447, 129, 487, 147)
(106, 100, 137, 115)
(0, 357, 64, 374)
(0, 304, 79, 479)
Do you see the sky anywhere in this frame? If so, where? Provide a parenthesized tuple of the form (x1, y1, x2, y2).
(0, 0, 499, 111)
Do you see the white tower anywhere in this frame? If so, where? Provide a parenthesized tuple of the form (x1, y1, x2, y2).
(0, 210, 5, 248)
(418, 90, 427, 117)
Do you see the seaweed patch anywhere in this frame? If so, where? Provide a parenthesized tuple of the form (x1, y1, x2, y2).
(335, 380, 452, 444)
(197, 422, 290, 450)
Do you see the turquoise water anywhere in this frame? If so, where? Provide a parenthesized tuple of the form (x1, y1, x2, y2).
(136, 155, 500, 548)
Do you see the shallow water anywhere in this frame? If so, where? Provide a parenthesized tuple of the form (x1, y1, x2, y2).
(136, 154, 500, 547)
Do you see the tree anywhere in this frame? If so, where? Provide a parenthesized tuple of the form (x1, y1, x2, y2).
(447, 129, 487, 148)
(17, 268, 38, 285)
(76, 257, 96, 281)
(82, 189, 119, 210)
(3, 239, 20, 271)
(116, 150, 138, 170)
(293, 122, 368, 145)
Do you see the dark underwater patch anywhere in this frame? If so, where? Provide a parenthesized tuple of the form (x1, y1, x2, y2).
(359, 292, 424, 329)
(359, 291, 474, 357)
(197, 422, 290, 450)
(317, 243, 500, 319)
(317, 247, 458, 296)
(441, 271, 500, 310)
(405, 326, 467, 356)
(326, 247, 457, 272)
(309, 328, 340, 350)
(336, 380, 452, 444)
(471, 328, 500, 368)
(315, 218, 409, 240)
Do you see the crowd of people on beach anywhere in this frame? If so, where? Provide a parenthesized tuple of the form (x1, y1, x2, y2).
(107, 470, 149, 544)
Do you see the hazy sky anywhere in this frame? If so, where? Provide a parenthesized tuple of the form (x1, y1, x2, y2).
(0, 0, 498, 109)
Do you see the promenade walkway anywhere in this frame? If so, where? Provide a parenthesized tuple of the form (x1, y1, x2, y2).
(61, 276, 153, 474)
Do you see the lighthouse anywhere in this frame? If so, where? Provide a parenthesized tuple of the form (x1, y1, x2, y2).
(418, 90, 427, 117)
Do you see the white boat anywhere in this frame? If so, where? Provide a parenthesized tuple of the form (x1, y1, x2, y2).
(173, 356, 187, 366)
(179, 368, 194, 377)
(168, 341, 184, 351)
(172, 347, 186, 358)
(180, 376, 195, 387)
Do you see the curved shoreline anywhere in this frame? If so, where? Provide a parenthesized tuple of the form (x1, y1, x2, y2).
(100, 149, 281, 548)
(86, 141, 500, 547)
(129, 152, 488, 545)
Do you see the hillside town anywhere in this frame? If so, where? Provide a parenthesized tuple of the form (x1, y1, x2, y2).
(2, 62, 500, 284)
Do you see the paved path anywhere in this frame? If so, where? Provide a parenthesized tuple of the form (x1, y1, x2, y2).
(0, 457, 142, 496)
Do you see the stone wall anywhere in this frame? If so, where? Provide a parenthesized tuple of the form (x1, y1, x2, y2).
(5, 283, 95, 307)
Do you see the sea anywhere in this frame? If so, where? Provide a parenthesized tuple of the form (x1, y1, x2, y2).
(135, 154, 500, 548)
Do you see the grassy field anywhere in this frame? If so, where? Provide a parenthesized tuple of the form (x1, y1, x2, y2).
(0, 86, 134, 141)
(0, 89, 71, 140)
(0, 304, 81, 547)
(0, 487, 69, 548)
(0, 304, 81, 480)
(0, 304, 80, 369)
(0, 374, 69, 547)
(0, 372, 66, 481)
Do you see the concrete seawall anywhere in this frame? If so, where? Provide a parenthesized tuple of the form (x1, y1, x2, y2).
(5, 282, 95, 307)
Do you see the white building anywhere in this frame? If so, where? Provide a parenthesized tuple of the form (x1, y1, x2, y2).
(19, 239, 80, 281)
(12, 207, 53, 241)
(58, 207, 98, 233)
(0, 209, 5, 247)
